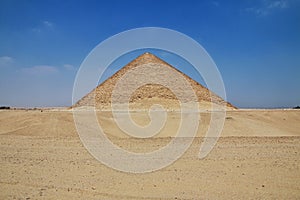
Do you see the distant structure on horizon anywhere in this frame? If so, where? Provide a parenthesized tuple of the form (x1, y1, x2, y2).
(72, 52, 236, 110)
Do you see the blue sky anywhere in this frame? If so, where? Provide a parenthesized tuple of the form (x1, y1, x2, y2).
(0, 0, 299, 108)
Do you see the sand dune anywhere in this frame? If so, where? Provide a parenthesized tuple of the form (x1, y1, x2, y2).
(0, 109, 299, 199)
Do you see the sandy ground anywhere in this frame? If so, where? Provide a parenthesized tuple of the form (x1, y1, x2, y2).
(0, 109, 300, 199)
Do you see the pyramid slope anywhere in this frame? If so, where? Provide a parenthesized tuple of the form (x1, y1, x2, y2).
(73, 53, 236, 110)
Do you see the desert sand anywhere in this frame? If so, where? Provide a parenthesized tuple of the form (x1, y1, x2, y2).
(0, 109, 299, 199)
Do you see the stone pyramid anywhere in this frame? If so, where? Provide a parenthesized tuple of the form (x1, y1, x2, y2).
(73, 52, 235, 110)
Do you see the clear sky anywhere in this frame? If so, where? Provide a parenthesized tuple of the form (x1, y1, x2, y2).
(0, 0, 299, 108)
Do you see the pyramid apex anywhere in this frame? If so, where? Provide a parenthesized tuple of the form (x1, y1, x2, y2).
(141, 52, 154, 56)
(133, 52, 164, 64)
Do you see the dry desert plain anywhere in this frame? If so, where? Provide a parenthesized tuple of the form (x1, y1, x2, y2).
(0, 109, 300, 199)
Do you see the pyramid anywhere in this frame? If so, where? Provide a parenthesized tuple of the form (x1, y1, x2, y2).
(73, 52, 236, 110)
